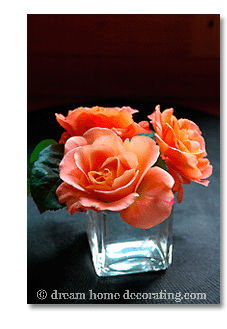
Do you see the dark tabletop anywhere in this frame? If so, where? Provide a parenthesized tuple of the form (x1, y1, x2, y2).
(27, 101, 220, 304)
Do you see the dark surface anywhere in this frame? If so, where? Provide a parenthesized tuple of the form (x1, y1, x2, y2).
(27, 103, 220, 304)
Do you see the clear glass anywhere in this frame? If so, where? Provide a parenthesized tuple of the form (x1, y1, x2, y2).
(86, 209, 173, 277)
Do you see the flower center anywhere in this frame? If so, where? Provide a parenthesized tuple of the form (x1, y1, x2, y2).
(88, 168, 114, 188)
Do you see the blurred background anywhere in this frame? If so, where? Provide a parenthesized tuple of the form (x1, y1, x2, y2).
(27, 14, 220, 144)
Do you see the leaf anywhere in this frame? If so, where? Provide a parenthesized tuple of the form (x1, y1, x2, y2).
(27, 139, 58, 196)
(29, 139, 58, 166)
(153, 156, 168, 172)
(29, 143, 66, 213)
(137, 131, 156, 142)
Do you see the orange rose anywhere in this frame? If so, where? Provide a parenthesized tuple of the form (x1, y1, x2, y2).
(55, 106, 150, 143)
(148, 105, 213, 203)
(56, 128, 175, 229)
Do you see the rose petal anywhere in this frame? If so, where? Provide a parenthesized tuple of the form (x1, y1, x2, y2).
(59, 149, 88, 192)
(155, 133, 169, 154)
(199, 161, 213, 179)
(56, 182, 88, 214)
(164, 146, 202, 179)
(59, 131, 71, 144)
(138, 120, 151, 131)
(161, 108, 174, 127)
(92, 134, 126, 155)
(163, 123, 178, 148)
(84, 127, 126, 155)
(166, 164, 184, 203)
(92, 170, 139, 202)
(193, 178, 210, 187)
(120, 167, 175, 229)
(112, 121, 151, 140)
(89, 143, 116, 170)
(117, 152, 138, 169)
(187, 129, 205, 151)
(124, 135, 159, 188)
(55, 113, 75, 136)
(121, 106, 138, 115)
(178, 118, 202, 135)
(101, 156, 125, 177)
(80, 192, 139, 212)
(74, 145, 93, 177)
(83, 127, 117, 144)
(64, 136, 87, 154)
(112, 168, 136, 189)
(148, 105, 163, 137)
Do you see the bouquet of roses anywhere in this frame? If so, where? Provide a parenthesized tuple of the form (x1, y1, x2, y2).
(28, 105, 212, 229)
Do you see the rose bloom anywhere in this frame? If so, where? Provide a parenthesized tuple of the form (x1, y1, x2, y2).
(148, 105, 213, 203)
(56, 127, 175, 229)
(55, 106, 150, 143)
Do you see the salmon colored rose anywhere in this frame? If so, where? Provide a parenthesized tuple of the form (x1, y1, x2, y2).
(56, 127, 175, 229)
(55, 106, 150, 143)
(148, 105, 213, 203)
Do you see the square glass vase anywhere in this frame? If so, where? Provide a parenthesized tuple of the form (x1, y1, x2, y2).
(86, 209, 173, 277)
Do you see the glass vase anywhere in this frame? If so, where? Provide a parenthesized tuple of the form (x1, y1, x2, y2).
(86, 209, 173, 277)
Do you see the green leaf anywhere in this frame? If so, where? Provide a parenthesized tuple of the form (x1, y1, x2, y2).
(29, 139, 58, 166)
(153, 156, 168, 172)
(27, 139, 58, 196)
(29, 143, 66, 213)
(137, 131, 156, 142)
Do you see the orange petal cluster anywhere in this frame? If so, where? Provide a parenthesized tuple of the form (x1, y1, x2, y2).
(56, 128, 175, 228)
(56, 106, 150, 143)
(148, 105, 213, 202)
